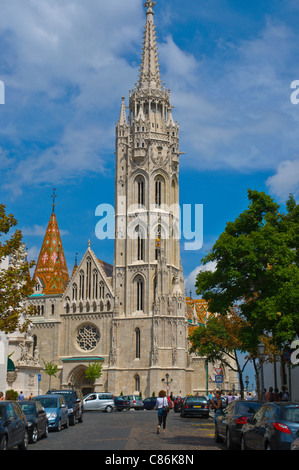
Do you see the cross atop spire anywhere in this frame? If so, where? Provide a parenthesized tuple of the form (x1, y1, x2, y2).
(145, 1, 156, 17)
(52, 187, 57, 213)
(138, 1, 161, 91)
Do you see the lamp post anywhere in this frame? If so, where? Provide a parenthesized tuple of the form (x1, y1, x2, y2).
(161, 373, 172, 397)
(245, 375, 249, 397)
(257, 342, 265, 401)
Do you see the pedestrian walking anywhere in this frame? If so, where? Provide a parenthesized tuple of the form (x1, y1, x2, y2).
(280, 386, 289, 401)
(265, 387, 274, 401)
(17, 391, 25, 401)
(272, 388, 280, 401)
(156, 390, 169, 434)
(210, 390, 223, 422)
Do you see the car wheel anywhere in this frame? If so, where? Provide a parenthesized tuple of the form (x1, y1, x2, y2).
(78, 414, 83, 423)
(214, 424, 222, 443)
(265, 441, 272, 450)
(30, 426, 38, 444)
(0, 436, 8, 450)
(42, 424, 48, 439)
(240, 435, 247, 451)
(69, 415, 76, 426)
(105, 406, 113, 413)
(18, 429, 28, 450)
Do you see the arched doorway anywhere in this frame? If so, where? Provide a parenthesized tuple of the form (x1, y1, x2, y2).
(68, 365, 94, 397)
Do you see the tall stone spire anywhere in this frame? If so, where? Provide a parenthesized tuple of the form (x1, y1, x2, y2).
(33, 190, 69, 295)
(138, 1, 161, 91)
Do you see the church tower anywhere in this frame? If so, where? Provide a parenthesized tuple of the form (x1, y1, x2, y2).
(110, 1, 190, 396)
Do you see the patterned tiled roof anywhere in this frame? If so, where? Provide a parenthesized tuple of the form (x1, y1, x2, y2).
(33, 210, 69, 295)
(186, 297, 210, 325)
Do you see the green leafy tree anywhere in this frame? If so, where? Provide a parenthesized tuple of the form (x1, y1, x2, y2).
(43, 359, 59, 390)
(0, 204, 36, 333)
(195, 190, 299, 352)
(85, 362, 102, 383)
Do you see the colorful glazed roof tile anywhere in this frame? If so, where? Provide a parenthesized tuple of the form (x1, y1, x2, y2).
(186, 297, 210, 325)
(33, 206, 69, 295)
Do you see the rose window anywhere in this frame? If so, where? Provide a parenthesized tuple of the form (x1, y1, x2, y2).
(76, 324, 100, 351)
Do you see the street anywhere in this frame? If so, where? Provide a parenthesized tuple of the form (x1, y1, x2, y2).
(28, 409, 223, 452)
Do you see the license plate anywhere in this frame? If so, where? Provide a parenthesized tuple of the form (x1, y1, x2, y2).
(194, 406, 202, 408)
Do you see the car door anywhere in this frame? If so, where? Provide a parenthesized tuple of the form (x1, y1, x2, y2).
(84, 393, 98, 410)
(261, 405, 277, 449)
(245, 405, 266, 450)
(5, 403, 19, 447)
(36, 402, 46, 436)
(218, 402, 234, 439)
(11, 403, 25, 445)
(249, 405, 267, 450)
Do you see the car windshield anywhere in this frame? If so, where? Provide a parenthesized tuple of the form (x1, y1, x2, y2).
(186, 396, 206, 404)
(236, 403, 262, 415)
(19, 403, 36, 415)
(281, 406, 299, 423)
(34, 397, 58, 408)
(0, 404, 5, 420)
(49, 391, 73, 405)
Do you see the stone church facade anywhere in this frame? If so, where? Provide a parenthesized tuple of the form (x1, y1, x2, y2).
(24, 2, 238, 398)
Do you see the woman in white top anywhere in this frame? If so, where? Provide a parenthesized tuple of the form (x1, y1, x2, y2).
(156, 390, 169, 434)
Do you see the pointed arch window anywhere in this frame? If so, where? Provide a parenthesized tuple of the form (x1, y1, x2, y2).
(135, 328, 141, 359)
(79, 271, 84, 300)
(92, 270, 98, 299)
(72, 283, 78, 302)
(135, 374, 140, 393)
(136, 276, 144, 311)
(136, 225, 145, 261)
(99, 281, 104, 299)
(86, 258, 92, 299)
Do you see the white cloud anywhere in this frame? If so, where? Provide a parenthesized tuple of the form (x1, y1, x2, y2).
(185, 261, 217, 295)
(266, 159, 299, 201)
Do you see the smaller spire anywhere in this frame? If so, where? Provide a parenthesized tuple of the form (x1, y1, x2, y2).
(118, 96, 127, 126)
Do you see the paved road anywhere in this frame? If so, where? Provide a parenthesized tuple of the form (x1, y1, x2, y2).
(29, 409, 223, 451)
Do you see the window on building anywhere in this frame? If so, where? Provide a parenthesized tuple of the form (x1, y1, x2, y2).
(79, 271, 84, 300)
(135, 328, 141, 359)
(136, 277, 144, 311)
(135, 374, 140, 392)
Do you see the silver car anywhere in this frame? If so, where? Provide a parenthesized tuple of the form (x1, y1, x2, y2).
(83, 393, 116, 412)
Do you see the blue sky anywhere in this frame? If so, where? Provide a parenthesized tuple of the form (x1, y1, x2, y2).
(1, 0, 299, 301)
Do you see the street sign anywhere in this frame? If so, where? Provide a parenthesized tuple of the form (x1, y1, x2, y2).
(38, 374, 41, 382)
(215, 375, 223, 384)
(214, 368, 223, 375)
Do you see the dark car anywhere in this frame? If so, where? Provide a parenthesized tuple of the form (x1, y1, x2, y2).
(19, 400, 48, 443)
(180, 396, 210, 418)
(47, 389, 83, 425)
(173, 397, 184, 413)
(215, 400, 263, 449)
(143, 397, 157, 410)
(114, 396, 130, 411)
(241, 402, 299, 450)
(0, 401, 28, 450)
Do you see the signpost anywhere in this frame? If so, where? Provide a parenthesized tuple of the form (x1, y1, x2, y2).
(215, 375, 223, 384)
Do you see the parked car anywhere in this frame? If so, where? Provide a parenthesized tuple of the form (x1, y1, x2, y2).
(180, 396, 210, 418)
(19, 401, 48, 443)
(215, 400, 263, 449)
(83, 393, 116, 412)
(122, 395, 144, 410)
(33, 395, 69, 432)
(143, 397, 157, 410)
(0, 401, 29, 450)
(241, 402, 299, 450)
(173, 397, 184, 413)
(291, 438, 299, 450)
(46, 389, 83, 425)
(114, 396, 130, 411)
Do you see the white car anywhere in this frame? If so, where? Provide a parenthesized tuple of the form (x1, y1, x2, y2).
(83, 393, 116, 412)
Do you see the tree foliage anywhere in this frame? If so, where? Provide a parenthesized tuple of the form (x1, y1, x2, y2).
(195, 190, 299, 351)
(85, 362, 102, 383)
(0, 204, 36, 333)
